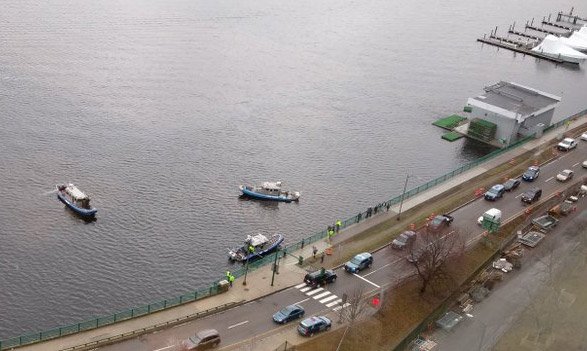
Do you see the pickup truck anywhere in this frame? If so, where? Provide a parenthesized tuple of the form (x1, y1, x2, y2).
(427, 214, 454, 231)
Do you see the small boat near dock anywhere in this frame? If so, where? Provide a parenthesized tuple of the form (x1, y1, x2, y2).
(239, 181, 300, 202)
(228, 233, 284, 262)
(56, 184, 97, 218)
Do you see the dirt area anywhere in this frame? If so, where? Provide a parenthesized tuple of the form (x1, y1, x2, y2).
(493, 212, 587, 351)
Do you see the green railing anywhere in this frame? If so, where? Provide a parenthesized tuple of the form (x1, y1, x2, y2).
(1, 109, 585, 350)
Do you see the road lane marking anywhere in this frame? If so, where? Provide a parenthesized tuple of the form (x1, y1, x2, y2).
(326, 299, 343, 307)
(299, 287, 312, 293)
(313, 291, 331, 300)
(320, 295, 339, 304)
(545, 176, 554, 183)
(572, 162, 579, 167)
(153, 346, 175, 351)
(293, 297, 310, 305)
(352, 273, 380, 288)
(333, 303, 351, 311)
(228, 320, 249, 329)
(363, 261, 396, 277)
(305, 287, 324, 296)
(515, 193, 524, 198)
(295, 283, 307, 289)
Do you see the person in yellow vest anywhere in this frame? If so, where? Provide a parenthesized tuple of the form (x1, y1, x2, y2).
(248, 245, 255, 253)
(335, 220, 342, 232)
(228, 274, 235, 287)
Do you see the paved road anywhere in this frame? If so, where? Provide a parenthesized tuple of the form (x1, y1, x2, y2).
(98, 138, 587, 351)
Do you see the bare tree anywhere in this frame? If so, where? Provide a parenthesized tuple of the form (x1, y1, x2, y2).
(408, 228, 464, 294)
(336, 287, 369, 351)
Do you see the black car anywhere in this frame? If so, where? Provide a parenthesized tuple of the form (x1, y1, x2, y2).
(427, 214, 454, 231)
(503, 178, 521, 191)
(521, 188, 542, 204)
(522, 166, 540, 182)
(304, 269, 337, 288)
(273, 304, 305, 324)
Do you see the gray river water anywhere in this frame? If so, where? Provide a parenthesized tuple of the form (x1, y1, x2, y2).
(0, 0, 585, 338)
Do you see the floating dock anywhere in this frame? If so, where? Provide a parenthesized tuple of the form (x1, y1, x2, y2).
(432, 114, 466, 130)
(441, 131, 463, 142)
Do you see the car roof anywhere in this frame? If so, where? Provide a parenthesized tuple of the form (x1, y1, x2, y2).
(491, 184, 505, 190)
(562, 137, 574, 142)
(561, 169, 573, 173)
(301, 316, 324, 326)
(527, 166, 539, 171)
(196, 329, 219, 339)
(354, 252, 371, 260)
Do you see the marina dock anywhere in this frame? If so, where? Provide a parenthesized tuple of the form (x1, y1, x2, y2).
(477, 8, 586, 65)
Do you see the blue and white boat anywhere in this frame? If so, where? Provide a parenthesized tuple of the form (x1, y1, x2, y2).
(239, 181, 300, 202)
(228, 233, 284, 262)
(57, 184, 97, 218)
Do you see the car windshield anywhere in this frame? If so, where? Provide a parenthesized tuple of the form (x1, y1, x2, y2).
(396, 235, 408, 243)
(488, 188, 499, 194)
(189, 336, 202, 344)
(431, 217, 443, 225)
(561, 170, 571, 176)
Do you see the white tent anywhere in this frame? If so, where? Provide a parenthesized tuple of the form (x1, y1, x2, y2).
(558, 35, 587, 52)
(532, 35, 587, 63)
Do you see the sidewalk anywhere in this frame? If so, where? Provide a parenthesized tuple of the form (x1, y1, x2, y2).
(16, 114, 587, 351)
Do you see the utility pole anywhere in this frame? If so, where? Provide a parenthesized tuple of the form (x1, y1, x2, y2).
(271, 249, 280, 286)
(397, 174, 410, 221)
(243, 258, 250, 286)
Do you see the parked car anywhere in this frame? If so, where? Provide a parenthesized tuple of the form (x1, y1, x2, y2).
(556, 169, 574, 182)
(521, 188, 542, 204)
(273, 304, 305, 324)
(298, 316, 332, 337)
(557, 137, 577, 151)
(522, 166, 540, 182)
(503, 178, 521, 191)
(484, 184, 506, 201)
(427, 214, 454, 231)
(581, 132, 587, 141)
(391, 230, 417, 250)
(583, 160, 587, 169)
(344, 252, 373, 273)
(181, 329, 221, 350)
(304, 269, 337, 288)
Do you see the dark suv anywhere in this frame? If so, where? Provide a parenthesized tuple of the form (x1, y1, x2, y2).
(304, 268, 337, 288)
(521, 188, 542, 204)
(344, 252, 373, 273)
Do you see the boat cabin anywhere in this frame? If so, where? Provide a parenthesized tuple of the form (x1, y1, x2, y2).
(61, 184, 92, 209)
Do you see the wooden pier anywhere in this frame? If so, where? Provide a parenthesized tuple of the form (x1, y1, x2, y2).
(541, 20, 572, 31)
(525, 24, 565, 36)
(476, 37, 565, 64)
(507, 29, 541, 41)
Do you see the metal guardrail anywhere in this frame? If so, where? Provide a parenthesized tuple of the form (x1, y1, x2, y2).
(1, 109, 585, 350)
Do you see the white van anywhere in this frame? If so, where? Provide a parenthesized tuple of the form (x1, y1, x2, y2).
(478, 208, 502, 226)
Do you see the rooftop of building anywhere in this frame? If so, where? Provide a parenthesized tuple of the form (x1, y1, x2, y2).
(470, 81, 561, 118)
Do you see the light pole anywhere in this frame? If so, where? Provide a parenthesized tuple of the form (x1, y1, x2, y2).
(271, 249, 280, 287)
(242, 258, 250, 286)
(397, 174, 410, 221)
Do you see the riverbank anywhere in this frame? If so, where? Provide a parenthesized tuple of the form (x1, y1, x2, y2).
(9, 111, 587, 351)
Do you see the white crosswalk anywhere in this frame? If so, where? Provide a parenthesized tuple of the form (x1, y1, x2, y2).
(294, 283, 349, 311)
